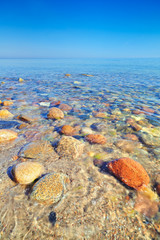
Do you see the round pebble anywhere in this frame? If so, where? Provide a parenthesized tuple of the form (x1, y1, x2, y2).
(30, 173, 69, 204)
(47, 107, 64, 119)
(14, 162, 44, 184)
(85, 134, 107, 144)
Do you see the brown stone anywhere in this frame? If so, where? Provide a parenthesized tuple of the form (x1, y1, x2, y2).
(3, 100, 13, 106)
(107, 157, 150, 190)
(85, 134, 107, 145)
(47, 107, 64, 119)
(142, 106, 155, 113)
(14, 162, 44, 184)
(0, 129, 18, 143)
(61, 125, 76, 136)
(59, 103, 72, 111)
(0, 109, 14, 118)
(124, 134, 138, 141)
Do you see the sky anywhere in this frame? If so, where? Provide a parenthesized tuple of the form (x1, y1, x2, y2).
(0, 0, 160, 58)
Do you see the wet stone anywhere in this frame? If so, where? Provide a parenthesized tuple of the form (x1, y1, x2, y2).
(0, 129, 18, 143)
(85, 134, 107, 144)
(115, 139, 142, 153)
(47, 107, 64, 120)
(14, 161, 44, 184)
(30, 173, 69, 205)
(138, 132, 160, 147)
(56, 136, 84, 159)
(91, 123, 108, 132)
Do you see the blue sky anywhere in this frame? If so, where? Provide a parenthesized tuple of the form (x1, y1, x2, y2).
(0, 0, 160, 58)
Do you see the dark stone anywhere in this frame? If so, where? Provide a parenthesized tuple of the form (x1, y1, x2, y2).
(48, 211, 56, 226)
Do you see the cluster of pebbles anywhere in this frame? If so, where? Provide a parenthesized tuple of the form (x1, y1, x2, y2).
(0, 74, 160, 239)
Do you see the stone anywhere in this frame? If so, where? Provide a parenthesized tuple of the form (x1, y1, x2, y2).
(81, 74, 94, 77)
(142, 106, 155, 113)
(138, 132, 160, 147)
(124, 134, 139, 141)
(65, 74, 71, 77)
(18, 140, 56, 159)
(3, 100, 13, 106)
(85, 134, 107, 144)
(14, 162, 44, 184)
(134, 191, 159, 218)
(59, 103, 72, 111)
(115, 139, 142, 153)
(17, 114, 35, 123)
(81, 127, 93, 135)
(61, 125, 76, 136)
(0, 129, 18, 142)
(57, 136, 84, 159)
(107, 157, 150, 190)
(30, 173, 69, 204)
(47, 107, 64, 119)
(93, 112, 108, 118)
(91, 123, 108, 132)
(19, 77, 24, 82)
(0, 109, 14, 119)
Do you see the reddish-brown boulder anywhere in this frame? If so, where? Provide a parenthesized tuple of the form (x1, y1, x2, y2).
(107, 157, 150, 190)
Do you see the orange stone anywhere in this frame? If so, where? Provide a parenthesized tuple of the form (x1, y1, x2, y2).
(93, 112, 107, 118)
(0, 129, 18, 142)
(61, 125, 75, 136)
(85, 134, 107, 144)
(3, 100, 13, 106)
(142, 106, 155, 113)
(0, 109, 14, 118)
(47, 107, 64, 119)
(59, 103, 72, 111)
(107, 157, 150, 190)
(124, 134, 139, 141)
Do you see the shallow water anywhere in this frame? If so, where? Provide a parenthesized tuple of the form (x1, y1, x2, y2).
(0, 58, 160, 239)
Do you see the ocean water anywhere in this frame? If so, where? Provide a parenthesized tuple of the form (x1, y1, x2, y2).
(0, 58, 160, 239)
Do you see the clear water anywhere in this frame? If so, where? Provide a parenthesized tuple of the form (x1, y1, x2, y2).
(0, 58, 160, 239)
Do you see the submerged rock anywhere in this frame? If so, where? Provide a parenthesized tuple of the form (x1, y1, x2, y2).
(85, 134, 107, 145)
(115, 139, 142, 153)
(14, 162, 44, 184)
(18, 140, 56, 159)
(0, 109, 14, 119)
(57, 136, 84, 159)
(0, 129, 18, 142)
(61, 125, 76, 136)
(138, 132, 160, 147)
(30, 173, 69, 204)
(59, 103, 72, 111)
(3, 100, 13, 106)
(107, 157, 150, 190)
(47, 107, 64, 120)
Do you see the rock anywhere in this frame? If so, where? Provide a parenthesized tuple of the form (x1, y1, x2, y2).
(19, 77, 24, 82)
(39, 102, 50, 107)
(65, 74, 71, 77)
(130, 122, 142, 131)
(47, 107, 64, 119)
(14, 162, 44, 184)
(57, 136, 84, 159)
(30, 173, 69, 204)
(107, 157, 150, 190)
(50, 100, 61, 106)
(115, 139, 142, 153)
(81, 127, 93, 135)
(85, 134, 107, 144)
(81, 74, 94, 77)
(3, 100, 13, 106)
(93, 159, 105, 167)
(91, 123, 108, 132)
(0, 129, 18, 142)
(132, 110, 144, 115)
(138, 132, 160, 147)
(61, 125, 76, 136)
(18, 140, 56, 159)
(156, 184, 160, 196)
(17, 114, 35, 123)
(59, 104, 72, 111)
(142, 106, 155, 114)
(134, 191, 159, 218)
(93, 112, 108, 118)
(124, 134, 138, 141)
(0, 109, 14, 119)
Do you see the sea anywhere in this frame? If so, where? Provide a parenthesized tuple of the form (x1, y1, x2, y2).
(0, 58, 160, 239)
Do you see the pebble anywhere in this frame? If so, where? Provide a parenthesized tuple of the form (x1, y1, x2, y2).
(14, 161, 44, 184)
(61, 125, 76, 136)
(124, 134, 139, 141)
(138, 132, 160, 147)
(115, 139, 142, 153)
(81, 127, 93, 135)
(107, 157, 150, 190)
(47, 107, 64, 119)
(57, 136, 84, 159)
(3, 100, 13, 106)
(65, 74, 71, 77)
(0, 109, 14, 119)
(18, 140, 56, 159)
(59, 103, 72, 111)
(0, 129, 18, 142)
(85, 134, 107, 144)
(30, 173, 69, 204)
